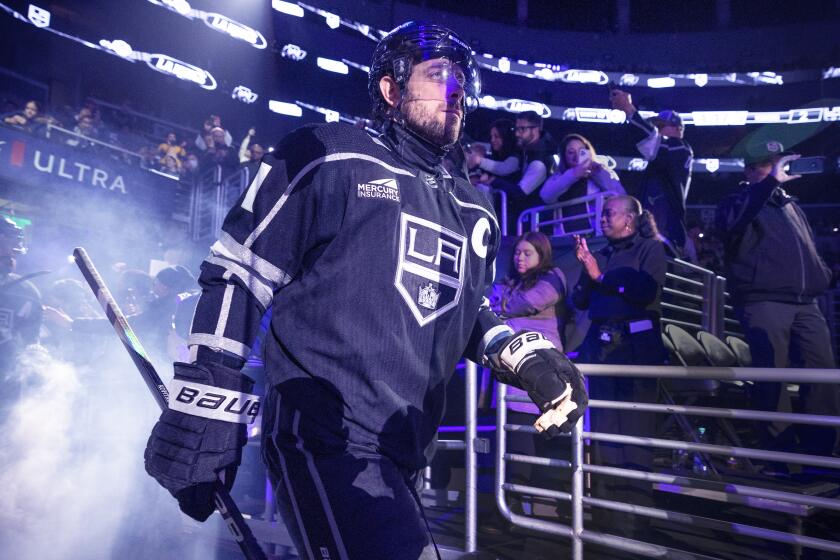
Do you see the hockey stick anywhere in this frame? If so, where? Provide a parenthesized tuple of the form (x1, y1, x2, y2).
(73, 247, 267, 560)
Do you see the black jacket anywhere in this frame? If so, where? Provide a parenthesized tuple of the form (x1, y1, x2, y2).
(715, 177, 832, 305)
(572, 233, 666, 322)
(627, 111, 693, 249)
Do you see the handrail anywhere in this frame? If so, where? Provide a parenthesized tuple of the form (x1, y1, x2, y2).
(45, 123, 143, 159)
(577, 363, 840, 382)
(489, 188, 508, 236)
(495, 364, 840, 559)
(516, 191, 611, 236)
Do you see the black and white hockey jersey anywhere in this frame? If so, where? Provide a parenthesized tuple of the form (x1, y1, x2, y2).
(189, 121, 512, 469)
(628, 111, 693, 249)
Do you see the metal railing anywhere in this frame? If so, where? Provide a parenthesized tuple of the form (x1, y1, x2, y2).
(516, 192, 611, 237)
(662, 258, 729, 338)
(495, 364, 840, 560)
(421, 361, 480, 554)
(45, 122, 145, 164)
(822, 288, 840, 367)
(489, 188, 508, 236)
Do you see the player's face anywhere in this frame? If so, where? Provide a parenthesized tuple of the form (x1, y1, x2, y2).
(513, 240, 540, 275)
(565, 139, 590, 167)
(401, 57, 465, 147)
(24, 102, 38, 119)
(600, 199, 633, 240)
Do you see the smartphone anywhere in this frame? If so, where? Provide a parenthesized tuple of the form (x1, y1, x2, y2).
(786, 156, 825, 175)
(578, 148, 591, 165)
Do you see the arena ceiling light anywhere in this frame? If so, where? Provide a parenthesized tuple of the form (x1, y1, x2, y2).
(316, 57, 349, 74)
(268, 100, 303, 117)
(295, 102, 347, 123)
(280, 44, 307, 61)
(647, 77, 676, 88)
(283, 1, 833, 88)
(146, 0, 268, 49)
(272, 0, 304, 17)
(232, 86, 259, 104)
(1, 3, 218, 91)
(271, 41, 839, 127)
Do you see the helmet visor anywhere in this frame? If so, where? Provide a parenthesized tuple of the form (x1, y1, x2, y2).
(407, 48, 481, 113)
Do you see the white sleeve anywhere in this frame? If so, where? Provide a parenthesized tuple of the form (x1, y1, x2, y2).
(540, 169, 577, 203)
(518, 160, 547, 195)
(479, 155, 519, 177)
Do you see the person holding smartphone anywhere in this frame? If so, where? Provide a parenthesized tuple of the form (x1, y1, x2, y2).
(716, 141, 838, 460)
(540, 133, 625, 235)
(610, 88, 694, 260)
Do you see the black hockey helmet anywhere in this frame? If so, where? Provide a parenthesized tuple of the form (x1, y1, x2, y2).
(0, 216, 26, 255)
(368, 21, 481, 123)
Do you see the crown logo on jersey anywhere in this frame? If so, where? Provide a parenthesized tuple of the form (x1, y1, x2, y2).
(417, 282, 440, 310)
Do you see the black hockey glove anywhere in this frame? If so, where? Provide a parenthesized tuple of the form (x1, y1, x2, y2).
(144, 361, 260, 521)
(495, 331, 588, 436)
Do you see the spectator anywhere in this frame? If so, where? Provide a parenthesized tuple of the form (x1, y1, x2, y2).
(491, 111, 557, 233)
(181, 152, 200, 181)
(77, 99, 102, 129)
(541, 133, 625, 235)
(715, 142, 839, 458)
(572, 194, 666, 539)
(238, 127, 265, 164)
(159, 153, 182, 176)
(195, 115, 232, 151)
(46, 265, 195, 364)
(467, 118, 520, 184)
(239, 127, 265, 181)
(200, 135, 238, 170)
(157, 131, 186, 163)
(67, 113, 99, 149)
(490, 232, 567, 512)
(40, 278, 100, 361)
(3, 100, 41, 132)
(611, 88, 694, 260)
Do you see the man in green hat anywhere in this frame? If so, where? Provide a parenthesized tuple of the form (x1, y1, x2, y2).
(716, 141, 837, 457)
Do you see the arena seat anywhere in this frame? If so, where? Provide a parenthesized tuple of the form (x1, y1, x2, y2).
(697, 330, 738, 368)
(664, 324, 718, 393)
(726, 335, 752, 367)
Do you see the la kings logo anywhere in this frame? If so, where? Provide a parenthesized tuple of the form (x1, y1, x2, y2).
(395, 212, 466, 326)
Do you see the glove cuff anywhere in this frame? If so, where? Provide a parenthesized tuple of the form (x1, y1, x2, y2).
(497, 331, 556, 374)
(170, 362, 260, 424)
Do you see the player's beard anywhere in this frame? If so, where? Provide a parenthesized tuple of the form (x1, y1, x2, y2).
(401, 96, 462, 148)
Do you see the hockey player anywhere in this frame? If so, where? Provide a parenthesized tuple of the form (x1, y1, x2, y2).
(144, 22, 587, 559)
(0, 217, 42, 413)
